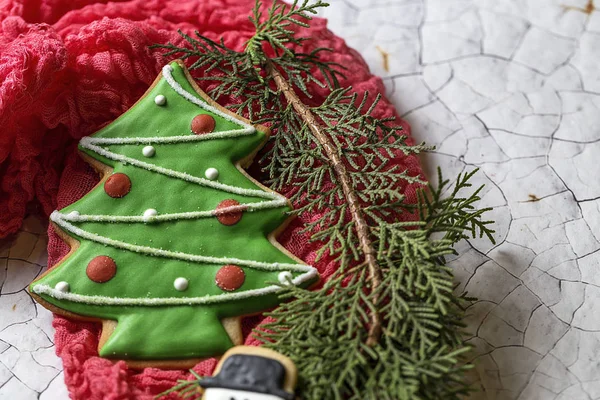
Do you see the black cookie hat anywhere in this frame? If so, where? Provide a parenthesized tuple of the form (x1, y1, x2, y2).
(200, 354, 295, 400)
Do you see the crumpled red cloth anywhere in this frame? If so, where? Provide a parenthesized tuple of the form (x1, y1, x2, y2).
(0, 0, 423, 398)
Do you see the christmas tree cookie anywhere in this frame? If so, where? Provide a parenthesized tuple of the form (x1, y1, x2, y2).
(29, 61, 318, 368)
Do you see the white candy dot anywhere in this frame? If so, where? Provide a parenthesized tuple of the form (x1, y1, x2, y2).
(67, 211, 80, 219)
(143, 208, 158, 222)
(55, 281, 70, 293)
(174, 277, 189, 291)
(142, 146, 155, 157)
(205, 167, 219, 180)
(278, 271, 294, 285)
(154, 95, 166, 106)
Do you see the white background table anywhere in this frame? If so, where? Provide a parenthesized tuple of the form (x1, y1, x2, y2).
(2, 0, 600, 398)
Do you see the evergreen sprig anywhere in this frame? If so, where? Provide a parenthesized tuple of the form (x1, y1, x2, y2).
(257, 169, 494, 400)
(153, 0, 343, 121)
(247, 0, 328, 63)
(154, 1, 495, 399)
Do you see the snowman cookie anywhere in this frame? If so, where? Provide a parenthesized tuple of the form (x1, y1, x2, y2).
(201, 346, 297, 400)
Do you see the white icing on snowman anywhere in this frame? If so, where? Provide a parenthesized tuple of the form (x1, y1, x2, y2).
(202, 388, 286, 400)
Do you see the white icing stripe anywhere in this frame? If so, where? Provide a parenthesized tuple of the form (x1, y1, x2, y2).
(59, 199, 287, 223)
(162, 64, 255, 130)
(80, 140, 279, 201)
(32, 268, 318, 306)
(80, 128, 254, 145)
(51, 211, 309, 272)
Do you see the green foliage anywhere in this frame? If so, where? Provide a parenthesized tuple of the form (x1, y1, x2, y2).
(157, 172, 495, 400)
(154, 0, 496, 399)
(264, 88, 429, 268)
(257, 170, 495, 400)
(152, 1, 343, 121)
(246, 0, 329, 66)
(158, 370, 203, 399)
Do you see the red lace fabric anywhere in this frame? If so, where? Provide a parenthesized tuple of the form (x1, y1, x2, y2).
(0, 0, 423, 398)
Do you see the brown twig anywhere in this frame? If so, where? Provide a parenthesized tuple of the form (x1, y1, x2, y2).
(265, 59, 383, 346)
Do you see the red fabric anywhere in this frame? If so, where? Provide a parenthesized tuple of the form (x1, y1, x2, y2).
(0, 0, 423, 398)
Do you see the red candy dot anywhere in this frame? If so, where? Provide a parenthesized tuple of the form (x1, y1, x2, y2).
(191, 114, 216, 135)
(215, 199, 244, 226)
(104, 173, 131, 198)
(87, 256, 117, 283)
(216, 265, 245, 291)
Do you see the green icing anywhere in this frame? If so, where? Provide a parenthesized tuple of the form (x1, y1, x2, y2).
(102, 308, 234, 359)
(30, 62, 317, 361)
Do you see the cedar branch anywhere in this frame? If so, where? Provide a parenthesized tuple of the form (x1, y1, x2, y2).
(266, 59, 382, 346)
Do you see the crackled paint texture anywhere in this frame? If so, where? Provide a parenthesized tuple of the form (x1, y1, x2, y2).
(3, 0, 600, 398)
(320, 0, 600, 399)
(0, 216, 68, 399)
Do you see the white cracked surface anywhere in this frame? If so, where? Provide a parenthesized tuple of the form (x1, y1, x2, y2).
(320, 0, 600, 399)
(0, 217, 63, 399)
(2, 0, 600, 398)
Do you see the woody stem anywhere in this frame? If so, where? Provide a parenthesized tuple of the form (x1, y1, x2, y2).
(265, 59, 382, 346)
